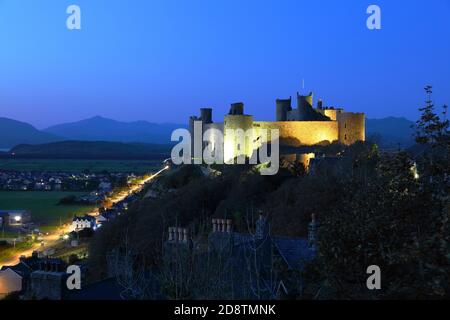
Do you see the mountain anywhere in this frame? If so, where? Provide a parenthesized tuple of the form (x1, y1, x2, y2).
(0, 117, 62, 149)
(44, 116, 186, 144)
(366, 117, 416, 148)
(1, 115, 416, 151)
(8, 141, 172, 159)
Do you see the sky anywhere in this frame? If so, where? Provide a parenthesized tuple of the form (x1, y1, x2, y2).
(0, 0, 449, 128)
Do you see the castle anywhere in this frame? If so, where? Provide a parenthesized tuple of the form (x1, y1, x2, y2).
(189, 90, 365, 163)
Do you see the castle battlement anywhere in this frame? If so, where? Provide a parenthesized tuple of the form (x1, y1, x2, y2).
(189, 90, 365, 161)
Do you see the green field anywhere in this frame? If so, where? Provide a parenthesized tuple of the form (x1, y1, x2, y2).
(0, 191, 95, 226)
(0, 159, 161, 173)
(0, 242, 34, 263)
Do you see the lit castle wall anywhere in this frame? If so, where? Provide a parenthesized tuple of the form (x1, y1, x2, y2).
(189, 90, 365, 161)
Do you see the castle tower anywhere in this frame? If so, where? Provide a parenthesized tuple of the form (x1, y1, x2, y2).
(224, 102, 254, 162)
(228, 102, 244, 115)
(200, 108, 213, 124)
(276, 97, 292, 121)
(317, 99, 323, 110)
(189, 107, 214, 161)
(296, 92, 314, 121)
(336, 112, 366, 145)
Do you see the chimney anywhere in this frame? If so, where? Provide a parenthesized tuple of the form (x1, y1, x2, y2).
(255, 212, 269, 240)
(308, 214, 318, 249)
(168, 227, 174, 241)
(221, 219, 226, 232)
(216, 219, 221, 232)
(173, 227, 178, 242)
(226, 219, 232, 233)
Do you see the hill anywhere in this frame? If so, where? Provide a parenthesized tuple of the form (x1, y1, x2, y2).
(366, 117, 416, 148)
(0, 117, 62, 149)
(44, 116, 186, 144)
(7, 141, 172, 160)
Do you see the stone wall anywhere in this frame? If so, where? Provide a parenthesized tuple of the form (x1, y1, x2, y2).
(253, 121, 339, 147)
(224, 115, 254, 160)
(336, 113, 365, 145)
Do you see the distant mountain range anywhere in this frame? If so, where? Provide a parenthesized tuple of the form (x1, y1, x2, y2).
(366, 117, 416, 148)
(0, 116, 186, 149)
(0, 117, 61, 149)
(44, 116, 186, 144)
(0, 115, 416, 150)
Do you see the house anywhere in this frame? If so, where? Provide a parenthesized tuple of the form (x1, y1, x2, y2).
(0, 268, 25, 296)
(65, 272, 165, 300)
(96, 209, 118, 225)
(0, 210, 32, 227)
(65, 277, 125, 300)
(163, 214, 317, 299)
(0, 253, 67, 299)
(28, 271, 66, 300)
(71, 215, 97, 231)
(98, 181, 112, 192)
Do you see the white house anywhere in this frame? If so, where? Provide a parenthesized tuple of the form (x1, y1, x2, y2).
(0, 210, 32, 227)
(0, 268, 23, 296)
(71, 215, 97, 231)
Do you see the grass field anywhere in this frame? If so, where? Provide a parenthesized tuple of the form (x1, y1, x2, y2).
(0, 242, 34, 262)
(0, 191, 95, 226)
(0, 159, 162, 173)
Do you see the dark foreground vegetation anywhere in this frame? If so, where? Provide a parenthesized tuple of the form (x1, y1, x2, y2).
(88, 88, 449, 299)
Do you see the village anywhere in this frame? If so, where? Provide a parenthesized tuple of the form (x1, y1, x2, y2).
(0, 165, 167, 299)
(0, 170, 135, 196)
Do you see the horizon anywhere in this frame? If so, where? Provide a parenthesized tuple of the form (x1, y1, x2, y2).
(0, 0, 449, 128)
(1, 113, 417, 131)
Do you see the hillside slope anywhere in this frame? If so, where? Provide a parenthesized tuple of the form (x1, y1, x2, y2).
(0, 117, 62, 148)
(9, 141, 172, 159)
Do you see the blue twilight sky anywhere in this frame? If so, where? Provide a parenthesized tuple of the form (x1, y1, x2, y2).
(0, 0, 449, 128)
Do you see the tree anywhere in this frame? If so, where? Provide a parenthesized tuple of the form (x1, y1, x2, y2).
(414, 86, 449, 197)
(415, 85, 449, 146)
(301, 88, 450, 299)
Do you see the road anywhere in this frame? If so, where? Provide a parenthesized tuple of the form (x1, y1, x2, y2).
(0, 166, 168, 269)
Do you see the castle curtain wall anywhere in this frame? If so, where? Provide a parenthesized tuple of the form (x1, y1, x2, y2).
(253, 121, 339, 147)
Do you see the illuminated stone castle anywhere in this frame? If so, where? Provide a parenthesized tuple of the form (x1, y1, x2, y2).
(189, 91, 365, 163)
